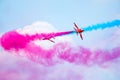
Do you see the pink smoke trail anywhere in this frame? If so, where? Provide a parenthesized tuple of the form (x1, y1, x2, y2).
(0, 30, 74, 50)
(0, 30, 120, 66)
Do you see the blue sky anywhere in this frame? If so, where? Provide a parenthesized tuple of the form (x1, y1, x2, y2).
(0, 0, 120, 33)
(0, 0, 120, 49)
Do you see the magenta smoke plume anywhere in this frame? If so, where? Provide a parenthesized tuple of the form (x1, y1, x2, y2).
(0, 30, 120, 66)
(0, 30, 74, 50)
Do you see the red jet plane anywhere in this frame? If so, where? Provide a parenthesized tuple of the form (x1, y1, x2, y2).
(43, 22, 84, 43)
(74, 22, 84, 40)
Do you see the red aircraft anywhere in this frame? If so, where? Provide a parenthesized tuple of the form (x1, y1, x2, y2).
(74, 22, 84, 40)
(44, 22, 84, 43)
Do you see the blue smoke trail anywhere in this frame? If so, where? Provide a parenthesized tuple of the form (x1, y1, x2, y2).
(83, 20, 120, 32)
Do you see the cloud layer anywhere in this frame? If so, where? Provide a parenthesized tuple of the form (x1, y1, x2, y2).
(0, 21, 120, 80)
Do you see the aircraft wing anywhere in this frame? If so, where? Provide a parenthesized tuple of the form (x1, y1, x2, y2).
(74, 23, 79, 29)
(80, 33, 83, 40)
(48, 39, 55, 43)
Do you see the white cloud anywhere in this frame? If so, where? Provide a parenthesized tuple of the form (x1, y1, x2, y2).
(94, 27, 120, 49)
(0, 21, 120, 80)
(17, 21, 57, 34)
(17, 21, 73, 49)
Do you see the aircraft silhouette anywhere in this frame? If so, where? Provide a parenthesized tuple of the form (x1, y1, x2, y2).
(74, 22, 84, 40)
